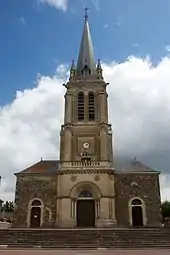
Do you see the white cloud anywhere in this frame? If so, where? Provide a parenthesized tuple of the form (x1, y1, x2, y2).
(38, 0, 68, 11)
(103, 24, 109, 29)
(17, 16, 26, 25)
(0, 71, 66, 201)
(165, 45, 170, 52)
(132, 43, 139, 47)
(91, 0, 100, 11)
(0, 57, 170, 202)
(115, 16, 122, 28)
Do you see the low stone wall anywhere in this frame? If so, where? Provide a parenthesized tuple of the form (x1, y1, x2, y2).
(0, 222, 12, 229)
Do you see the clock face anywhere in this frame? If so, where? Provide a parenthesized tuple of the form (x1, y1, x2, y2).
(83, 142, 89, 149)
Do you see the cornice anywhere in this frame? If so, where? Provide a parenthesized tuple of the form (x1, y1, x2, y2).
(57, 168, 115, 175)
(115, 171, 160, 175)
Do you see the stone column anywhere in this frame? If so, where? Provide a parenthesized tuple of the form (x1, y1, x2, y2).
(111, 198, 116, 220)
(63, 126, 72, 161)
(59, 127, 64, 161)
(108, 133, 114, 162)
(64, 93, 72, 123)
(95, 199, 100, 219)
(99, 92, 108, 123)
(84, 91, 89, 121)
(100, 126, 108, 161)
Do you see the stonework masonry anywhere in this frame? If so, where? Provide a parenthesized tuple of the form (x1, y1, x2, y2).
(115, 173, 161, 227)
(13, 174, 57, 228)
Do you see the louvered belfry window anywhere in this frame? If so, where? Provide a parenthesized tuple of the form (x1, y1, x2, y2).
(78, 92, 84, 121)
(88, 92, 95, 121)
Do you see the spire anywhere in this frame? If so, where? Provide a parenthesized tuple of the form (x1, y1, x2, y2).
(76, 8, 96, 77)
(96, 59, 103, 80)
(69, 60, 76, 80)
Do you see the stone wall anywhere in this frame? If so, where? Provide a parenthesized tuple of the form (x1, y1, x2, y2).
(13, 174, 57, 228)
(115, 173, 161, 227)
(0, 212, 13, 221)
(0, 221, 12, 228)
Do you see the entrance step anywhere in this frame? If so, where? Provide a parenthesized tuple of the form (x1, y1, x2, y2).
(0, 228, 170, 249)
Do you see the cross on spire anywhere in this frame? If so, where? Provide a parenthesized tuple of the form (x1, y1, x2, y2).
(84, 7, 89, 21)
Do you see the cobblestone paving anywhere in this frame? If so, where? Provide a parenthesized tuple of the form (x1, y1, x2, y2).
(0, 249, 170, 255)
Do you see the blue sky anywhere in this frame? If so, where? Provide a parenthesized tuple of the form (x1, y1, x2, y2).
(1, 0, 170, 105)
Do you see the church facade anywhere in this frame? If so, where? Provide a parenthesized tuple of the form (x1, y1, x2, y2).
(13, 12, 162, 229)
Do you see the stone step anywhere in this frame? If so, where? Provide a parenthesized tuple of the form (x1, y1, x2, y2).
(1, 228, 170, 249)
(5, 244, 170, 249)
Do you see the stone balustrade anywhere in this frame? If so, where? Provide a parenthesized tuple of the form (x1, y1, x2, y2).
(59, 160, 112, 169)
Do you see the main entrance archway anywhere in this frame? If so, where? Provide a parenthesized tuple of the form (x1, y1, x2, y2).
(131, 198, 144, 227)
(76, 190, 95, 227)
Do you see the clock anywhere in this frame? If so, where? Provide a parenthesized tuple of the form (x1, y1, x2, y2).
(83, 142, 89, 149)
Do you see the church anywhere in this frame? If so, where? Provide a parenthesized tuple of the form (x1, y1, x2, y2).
(13, 11, 162, 229)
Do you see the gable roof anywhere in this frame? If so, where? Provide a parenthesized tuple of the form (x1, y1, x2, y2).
(115, 158, 160, 174)
(15, 160, 60, 175)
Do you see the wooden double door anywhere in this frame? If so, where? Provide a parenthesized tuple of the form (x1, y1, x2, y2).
(76, 199, 95, 228)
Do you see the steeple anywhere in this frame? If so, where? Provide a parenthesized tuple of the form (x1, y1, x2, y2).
(76, 8, 96, 77)
(96, 58, 103, 79)
(69, 60, 76, 80)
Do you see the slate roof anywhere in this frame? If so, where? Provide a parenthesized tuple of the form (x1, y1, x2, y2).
(115, 158, 160, 174)
(76, 12, 96, 77)
(15, 158, 159, 176)
(15, 160, 60, 175)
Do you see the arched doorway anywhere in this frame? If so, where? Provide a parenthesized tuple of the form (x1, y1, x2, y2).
(30, 200, 42, 228)
(131, 198, 144, 227)
(76, 190, 95, 228)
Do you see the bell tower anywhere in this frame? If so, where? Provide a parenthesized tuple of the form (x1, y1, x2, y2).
(60, 9, 113, 164)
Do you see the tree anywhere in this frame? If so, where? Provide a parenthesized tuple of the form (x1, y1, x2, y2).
(161, 201, 170, 221)
(0, 199, 3, 214)
(0, 199, 3, 207)
(2, 201, 14, 213)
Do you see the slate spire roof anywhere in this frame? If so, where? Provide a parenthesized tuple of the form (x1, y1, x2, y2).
(76, 8, 96, 77)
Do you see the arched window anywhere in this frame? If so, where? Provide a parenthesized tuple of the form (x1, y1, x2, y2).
(31, 200, 41, 206)
(78, 92, 84, 121)
(79, 190, 93, 198)
(131, 199, 142, 206)
(88, 92, 95, 121)
(82, 65, 91, 76)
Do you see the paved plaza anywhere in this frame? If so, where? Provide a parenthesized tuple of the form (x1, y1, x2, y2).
(0, 249, 170, 255)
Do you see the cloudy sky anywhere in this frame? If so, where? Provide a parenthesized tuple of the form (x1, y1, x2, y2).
(0, 0, 170, 202)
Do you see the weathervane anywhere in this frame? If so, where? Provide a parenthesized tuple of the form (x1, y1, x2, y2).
(84, 7, 89, 21)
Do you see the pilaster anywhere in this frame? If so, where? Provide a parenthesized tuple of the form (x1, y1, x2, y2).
(63, 125, 72, 161)
(64, 92, 72, 123)
(99, 92, 108, 123)
(100, 126, 108, 161)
